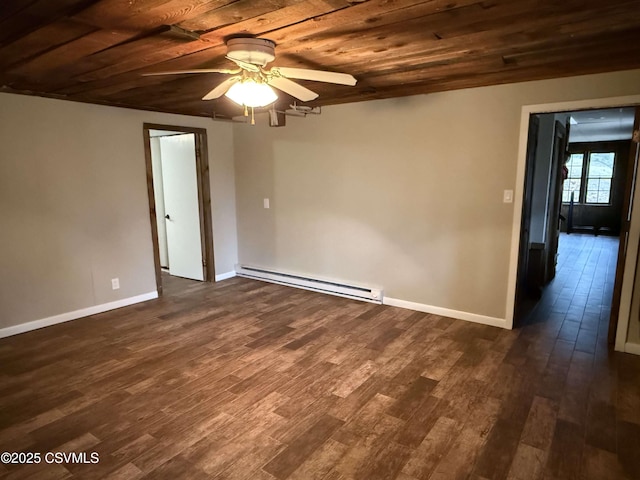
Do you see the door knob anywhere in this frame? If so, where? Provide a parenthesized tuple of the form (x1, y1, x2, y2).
(165, 214, 171, 220)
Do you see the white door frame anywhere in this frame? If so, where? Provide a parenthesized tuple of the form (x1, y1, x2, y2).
(506, 94, 640, 353)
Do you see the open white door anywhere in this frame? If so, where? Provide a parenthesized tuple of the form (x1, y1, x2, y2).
(160, 133, 204, 281)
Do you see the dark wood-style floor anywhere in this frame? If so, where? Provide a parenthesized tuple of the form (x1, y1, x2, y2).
(1, 234, 639, 480)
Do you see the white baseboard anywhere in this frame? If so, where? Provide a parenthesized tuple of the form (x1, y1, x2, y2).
(383, 296, 508, 329)
(0, 291, 158, 339)
(624, 342, 640, 356)
(215, 271, 236, 281)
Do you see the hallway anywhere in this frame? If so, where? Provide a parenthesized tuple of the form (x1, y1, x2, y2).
(522, 233, 619, 352)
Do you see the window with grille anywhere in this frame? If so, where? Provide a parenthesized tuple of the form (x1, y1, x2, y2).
(585, 152, 615, 204)
(561, 149, 616, 205)
(562, 153, 583, 203)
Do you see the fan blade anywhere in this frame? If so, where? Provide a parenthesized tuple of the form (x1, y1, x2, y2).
(143, 68, 240, 76)
(272, 67, 356, 86)
(268, 77, 318, 102)
(202, 77, 240, 100)
(225, 56, 260, 72)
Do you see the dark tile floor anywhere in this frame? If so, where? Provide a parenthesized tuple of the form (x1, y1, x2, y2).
(521, 233, 619, 349)
(1, 233, 639, 479)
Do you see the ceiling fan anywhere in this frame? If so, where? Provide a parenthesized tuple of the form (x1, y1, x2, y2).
(144, 38, 357, 119)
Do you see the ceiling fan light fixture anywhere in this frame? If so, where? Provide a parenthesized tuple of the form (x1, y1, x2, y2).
(225, 79, 278, 108)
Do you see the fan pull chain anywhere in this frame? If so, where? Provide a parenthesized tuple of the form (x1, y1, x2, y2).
(244, 105, 248, 117)
(251, 107, 255, 125)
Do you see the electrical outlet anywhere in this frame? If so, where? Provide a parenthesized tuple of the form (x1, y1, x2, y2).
(111, 278, 120, 290)
(263, 198, 270, 209)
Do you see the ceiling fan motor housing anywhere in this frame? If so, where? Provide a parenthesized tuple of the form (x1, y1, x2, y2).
(227, 38, 276, 67)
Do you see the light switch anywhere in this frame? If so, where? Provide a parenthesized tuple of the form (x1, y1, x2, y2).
(503, 190, 513, 203)
(263, 198, 270, 209)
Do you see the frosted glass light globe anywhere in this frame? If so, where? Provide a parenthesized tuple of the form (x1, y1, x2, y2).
(225, 80, 278, 107)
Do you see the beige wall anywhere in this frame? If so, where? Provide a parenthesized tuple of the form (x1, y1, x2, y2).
(234, 69, 640, 321)
(3, 68, 640, 337)
(0, 93, 237, 330)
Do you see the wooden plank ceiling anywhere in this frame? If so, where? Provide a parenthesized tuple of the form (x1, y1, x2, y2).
(1, 0, 640, 119)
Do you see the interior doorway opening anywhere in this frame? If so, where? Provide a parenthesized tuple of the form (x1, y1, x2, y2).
(514, 107, 638, 344)
(143, 123, 215, 295)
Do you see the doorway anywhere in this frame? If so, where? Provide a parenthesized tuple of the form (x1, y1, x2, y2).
(513, 107, 638, 342)
(143, 123, 215, 295)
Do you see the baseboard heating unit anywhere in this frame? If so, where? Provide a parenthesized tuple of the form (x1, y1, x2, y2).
(235, 265, 383, 303)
